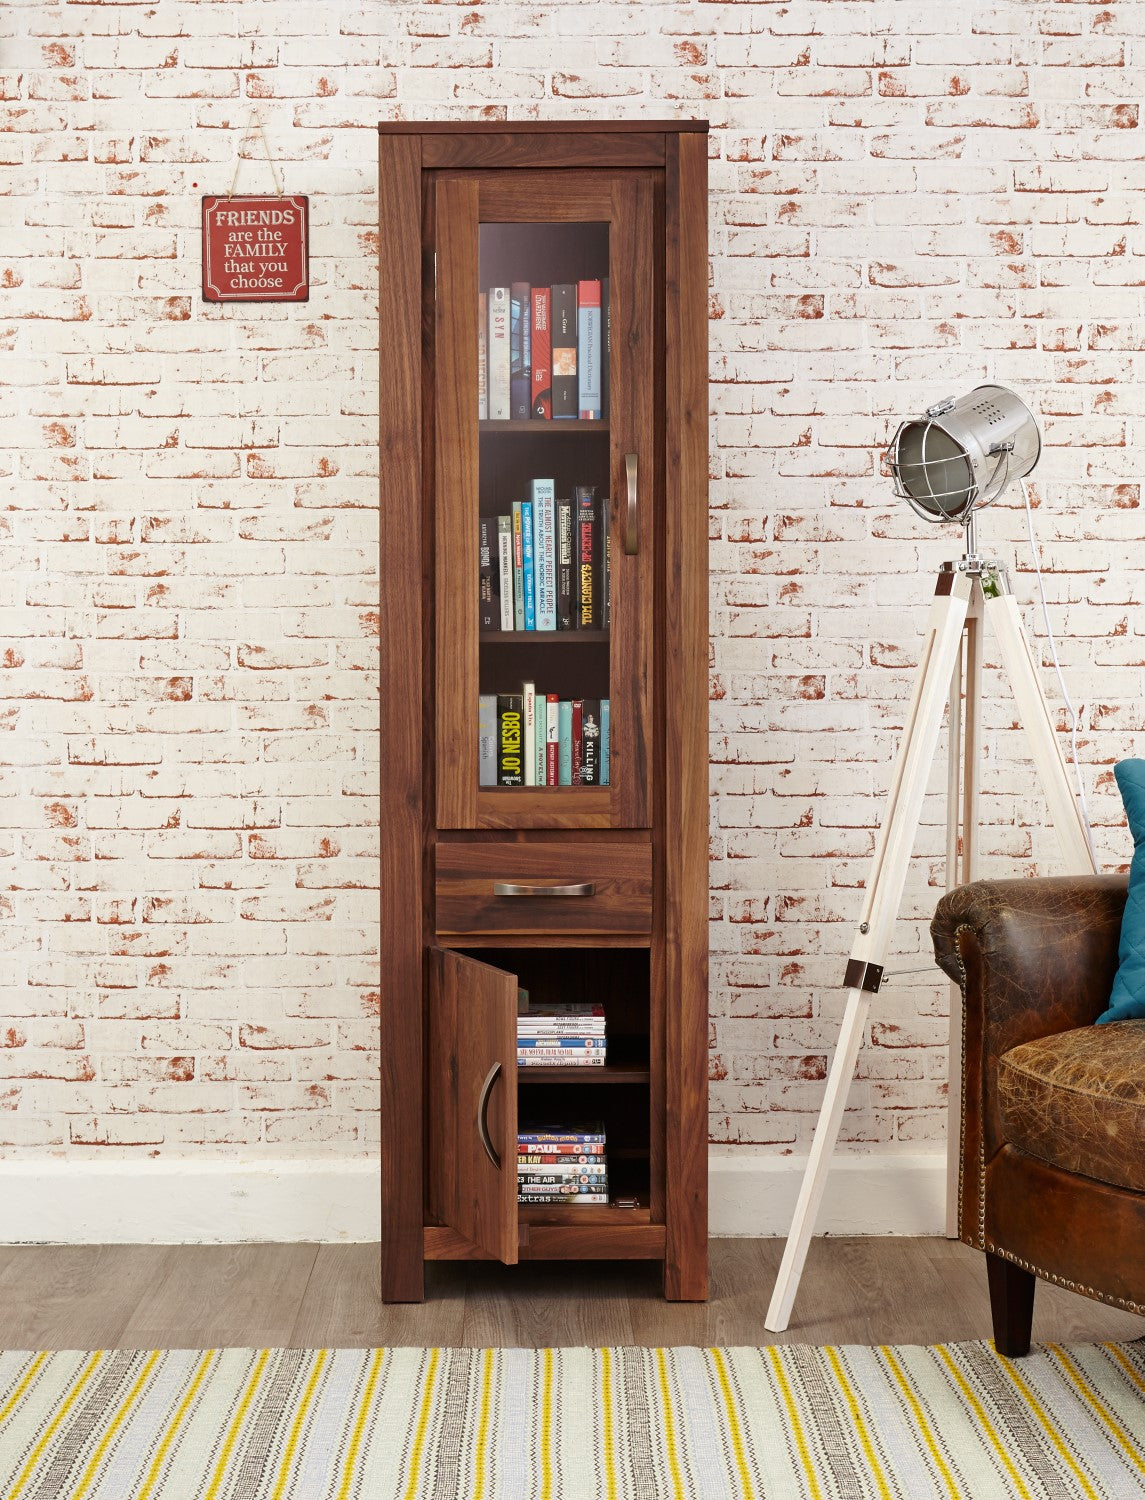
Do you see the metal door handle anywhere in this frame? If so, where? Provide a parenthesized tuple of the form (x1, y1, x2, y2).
(477, 1061, 501, 1169)
(492, 881, 596, 898)
(625, 452, 638, 555)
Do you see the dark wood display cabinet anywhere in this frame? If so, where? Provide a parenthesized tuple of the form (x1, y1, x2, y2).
(378, 121, 709, 1302)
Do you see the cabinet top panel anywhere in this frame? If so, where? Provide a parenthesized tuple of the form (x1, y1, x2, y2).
(377, 120, 709, 135)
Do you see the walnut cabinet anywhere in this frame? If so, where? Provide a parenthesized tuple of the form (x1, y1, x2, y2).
(378, 121, 709, 1302)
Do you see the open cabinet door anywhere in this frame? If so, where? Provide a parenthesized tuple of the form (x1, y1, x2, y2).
(427, 947, 519, 1263)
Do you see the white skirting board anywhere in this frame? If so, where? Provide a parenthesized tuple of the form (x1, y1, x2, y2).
(0, 1152, 947, 1245)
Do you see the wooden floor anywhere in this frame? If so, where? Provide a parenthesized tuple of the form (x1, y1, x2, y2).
(1, 1238, 1141, 1350)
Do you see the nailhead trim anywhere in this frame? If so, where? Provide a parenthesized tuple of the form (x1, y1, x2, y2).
(985, 1242, 1145, 1317)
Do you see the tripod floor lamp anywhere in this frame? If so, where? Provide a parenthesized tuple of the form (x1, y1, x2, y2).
(766, 387, 1097, 1333)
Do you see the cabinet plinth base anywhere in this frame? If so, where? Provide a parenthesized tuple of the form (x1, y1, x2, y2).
(423, 1222, 666, 1262)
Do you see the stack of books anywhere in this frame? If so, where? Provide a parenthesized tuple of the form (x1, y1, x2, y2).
(517, 1125, 609, 1205)
(480, 688, 609, 788)
(517, 1001, 607, 1068)
(479, 280, 608, 422)
(479, 481, 610, 634)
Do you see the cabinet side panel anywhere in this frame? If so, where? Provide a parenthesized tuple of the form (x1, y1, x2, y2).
(662, 130, 710, 1301)
(379, 133, 426, 1303)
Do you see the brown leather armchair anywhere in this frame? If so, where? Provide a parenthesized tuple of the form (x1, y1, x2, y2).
(931, 874, 1145, 1355)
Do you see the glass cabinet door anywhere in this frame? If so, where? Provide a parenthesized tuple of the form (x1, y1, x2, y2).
(434, 172, 655, 830)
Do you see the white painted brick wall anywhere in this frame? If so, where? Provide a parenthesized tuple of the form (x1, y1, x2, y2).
(2, 1, 1141, 1167)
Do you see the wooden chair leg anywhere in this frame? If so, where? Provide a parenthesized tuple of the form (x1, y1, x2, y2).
(986, 1251, 1036, 1357)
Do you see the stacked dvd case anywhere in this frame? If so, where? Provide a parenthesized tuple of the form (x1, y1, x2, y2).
(517, 1124, 608, 1205)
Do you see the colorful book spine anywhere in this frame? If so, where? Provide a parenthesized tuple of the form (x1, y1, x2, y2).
(511, 502, 525, 630)
(558, 699, 573, 786)
(535, 691, 546, 787)
(600, 699, 610, 785)
(531, 286, 551, 419)
(497, 515, 514, 630)
(601, 277, 610, 421)
(487, 286, 510, 421)
(522, 681, 536, 788)
(518, 1150, 606, 1163)
(570, 698, 583, 785)
(580, 698, 601, 786)
(577, 279, 602, 419)
(531, 479, 556, 631)
(551, 283, 577, 419)
(478, 694, 497, 787)
(521, 498, 536, 631)
(517, 1037, 606, 1050)
(497, 694, 523, 786)
(477, 290, 488, 420)
(478, 516, 496, 629)
(602, 528, 611, 630)
(575, 486, 597, 629)
(546, 695, 559, 786)
(510, 281, 531, 420)
(556, 498, 574, 631)
(518, 1131, 606, 1144)
(516, 1191, 609, 1204)
(518, 1054, 605, 1067)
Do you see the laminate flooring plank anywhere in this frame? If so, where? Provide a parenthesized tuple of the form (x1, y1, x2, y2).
(460, 1258, 643, 1348)
(116, 1244, 317, 1350)
(0, 1245, 159, 1349)
(290, 1246, 466, 1349)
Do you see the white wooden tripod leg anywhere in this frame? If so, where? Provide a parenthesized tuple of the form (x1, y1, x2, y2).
(766, 570, 974, 1333)
(985, 589, 1096, 876)
(944, 636, 964, 1238)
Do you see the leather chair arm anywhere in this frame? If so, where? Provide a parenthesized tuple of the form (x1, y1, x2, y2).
(931, 874, 1127, 1046)
(930, 874, 1127, 1240)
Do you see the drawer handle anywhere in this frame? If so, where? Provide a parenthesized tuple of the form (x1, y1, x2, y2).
(625, 452, 638, 556)
(477, 1061, 501, 1170)
(492, 881, 596, 898)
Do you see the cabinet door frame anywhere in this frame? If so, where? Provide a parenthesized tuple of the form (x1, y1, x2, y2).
(434, 169, 657, 831)
(426, 946, 519, 1264)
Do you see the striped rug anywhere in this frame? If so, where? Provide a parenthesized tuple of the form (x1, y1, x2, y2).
(1, 1342, 1143, 1499)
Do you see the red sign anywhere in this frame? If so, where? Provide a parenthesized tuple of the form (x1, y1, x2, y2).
(202, 195, 309, 303)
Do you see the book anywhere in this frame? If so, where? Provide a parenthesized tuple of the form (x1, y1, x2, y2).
(545, 695, 559, 786)
(518, 1151, 606, 1164)
(577, 279, 602, 419)
(518, 1053, 605, 1067)
(558, 699, 573, 786)
(478, 290, 488, 420)
(510, 281, 531, 420)
(511, 502, 525, 630)
(551, 283, 577, 419)
(602, 526, 611, 629)
(478, 516, 497, 629)
(600, 699, 610, 785)
(570, 698, 583, 785)
(531, 286, 551, 419)
(532, 479, 556, 631)
(575, 486, 597, 629)
(601, 276, 609, 421)
(487, 286, 510, 420)
(555, 498, 574, 631)
(580, 698, 601, 786)
(497, 515, 514, 631)
(521, 681, 536, 788)
(478, 694, 497, 787)
(521, 498, 536, 631)
(497, 694, 523, 786)
(517, 1037, 606, 1050)
(518, 1127, 605, 1143)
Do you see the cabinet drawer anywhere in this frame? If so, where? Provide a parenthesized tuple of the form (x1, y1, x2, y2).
(435, 840, 652, 937)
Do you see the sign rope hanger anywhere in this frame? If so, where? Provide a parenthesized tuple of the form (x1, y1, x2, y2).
(765, 386, 1097, 1334)
(201, 109, 308, 305)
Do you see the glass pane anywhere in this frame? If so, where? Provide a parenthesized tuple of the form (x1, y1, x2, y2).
(476, 222, 612, 793)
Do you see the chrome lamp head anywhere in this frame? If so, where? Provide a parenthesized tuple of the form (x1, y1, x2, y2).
(887, 385, 1042, 528)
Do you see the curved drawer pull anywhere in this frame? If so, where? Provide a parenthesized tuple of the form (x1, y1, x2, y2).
(477, 1061, 501, 1170)
(492, 881, 596, 898)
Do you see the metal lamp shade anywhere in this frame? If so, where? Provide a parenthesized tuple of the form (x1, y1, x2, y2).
(887, 385, 1041, 524)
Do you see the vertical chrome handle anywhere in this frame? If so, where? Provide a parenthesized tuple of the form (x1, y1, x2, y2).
(476, 1061, 501, 1169)
(624, 452, 638, 556)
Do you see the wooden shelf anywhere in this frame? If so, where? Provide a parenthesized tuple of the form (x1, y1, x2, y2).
(480, 419, 608, 434)
(517, 1062, 650, 1085)
(480, 630, 609, 643)
(519, 1199, 650, 1226)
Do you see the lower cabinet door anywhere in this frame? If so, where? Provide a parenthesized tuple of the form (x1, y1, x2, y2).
(427, 946, 519, 1264)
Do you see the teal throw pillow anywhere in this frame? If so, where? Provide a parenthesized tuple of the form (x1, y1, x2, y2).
(1097, 759, 1145, 1024)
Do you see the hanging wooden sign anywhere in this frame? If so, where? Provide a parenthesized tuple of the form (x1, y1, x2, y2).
(201, 195, 309, 303)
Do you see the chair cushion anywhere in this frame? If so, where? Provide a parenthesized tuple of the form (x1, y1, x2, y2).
(997, 1022, 1145, 1193)
(1098, 758, 1145, 1023)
